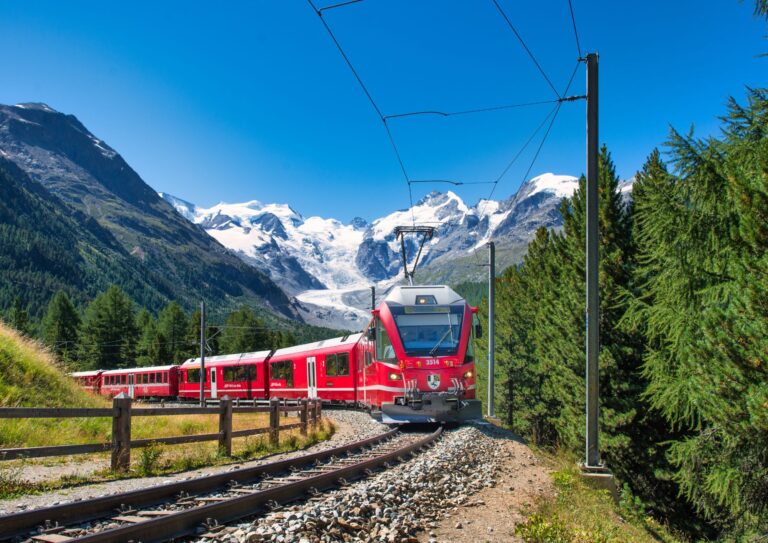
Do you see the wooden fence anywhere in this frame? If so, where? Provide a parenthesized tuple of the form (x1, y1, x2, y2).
(0, 395, 323, 470)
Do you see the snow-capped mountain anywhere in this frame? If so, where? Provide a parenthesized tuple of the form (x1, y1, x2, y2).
(161, 173, 632, 330)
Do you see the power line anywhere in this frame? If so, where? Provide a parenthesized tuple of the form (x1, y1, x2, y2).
(318, 0, 366, 13)
(490, 0, 561, 99)
(567, 0, 583, 59)
(383, 98, 560, 121)
(307, 0, 416, 225)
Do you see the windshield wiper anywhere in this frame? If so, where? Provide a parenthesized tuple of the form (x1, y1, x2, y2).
(429, 328, 453, 356)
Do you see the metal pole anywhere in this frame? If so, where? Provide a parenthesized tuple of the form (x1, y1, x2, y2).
(487, 241, 495, 419)
(371, 286, 376, 311)
(585, 52, 600, 467)
(199, 301, 206, 407)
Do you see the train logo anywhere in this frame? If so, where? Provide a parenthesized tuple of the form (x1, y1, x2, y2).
(427, 374, 441, 390)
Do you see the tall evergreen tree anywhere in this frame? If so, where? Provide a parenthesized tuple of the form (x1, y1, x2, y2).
(41, 290, 81, 364)
(135, 309, 165, 367)
(77, 285, 138, 370)
(157, 302, 190, 364)
(634, 89, 768, 537)
(6, 296, 32, 336)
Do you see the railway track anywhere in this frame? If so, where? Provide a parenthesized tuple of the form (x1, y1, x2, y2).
(3, 427, 442, 543)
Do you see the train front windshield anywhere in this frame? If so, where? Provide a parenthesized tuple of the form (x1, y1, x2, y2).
(391, 305, 464, 357)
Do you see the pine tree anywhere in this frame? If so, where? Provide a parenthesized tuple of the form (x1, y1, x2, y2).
(41, 290, 81, 364)
(78, 285, 138, 370)
(635, 89, 768, 537)
(6, 296, 32, 336)
(135, 309, 165, 367)
(157, 302, 190, 364)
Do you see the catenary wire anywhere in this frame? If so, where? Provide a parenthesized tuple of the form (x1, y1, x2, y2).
(490, 0, 561, 99)
(307, 0, 416, 225)
(567, 0, 583, 59)
(383, 98, 560, 121)
(318, 0, 366, 13)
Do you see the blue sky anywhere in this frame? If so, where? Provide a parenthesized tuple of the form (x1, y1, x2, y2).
(0, 1, 765, 222)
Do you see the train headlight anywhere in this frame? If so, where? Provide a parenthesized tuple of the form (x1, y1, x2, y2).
(388, 372, 401, 381)
(463, 371, 473, 379)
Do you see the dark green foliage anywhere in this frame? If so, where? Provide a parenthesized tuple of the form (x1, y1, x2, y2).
(486, 90, 767, 540)
(5, 297, 32, 337)
(77, 285, 138, 370)
(479, 146, 707, 533)
(631, 90, 768, 539)
(157, 302, 193, 364)
(452, 281, 486, 307)
(135, 309, 163, 367)
(41, 291, 80, 364)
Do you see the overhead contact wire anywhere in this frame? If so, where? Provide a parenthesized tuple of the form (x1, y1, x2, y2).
(491, 0, 561, 99)
(567, 0, 583, 59)
(308, 0, 415, 224)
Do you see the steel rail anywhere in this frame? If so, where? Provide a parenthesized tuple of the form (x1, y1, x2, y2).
(72, 428, 441, 543)
(0, 428, 399, 540)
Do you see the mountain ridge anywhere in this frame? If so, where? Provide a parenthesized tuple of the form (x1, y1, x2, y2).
(0, 102, 298, 319)
(160, 172, 632, 329)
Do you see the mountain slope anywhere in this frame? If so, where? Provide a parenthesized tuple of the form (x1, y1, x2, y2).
(0, 103, 296, 318)
(0, 156, 176, 315)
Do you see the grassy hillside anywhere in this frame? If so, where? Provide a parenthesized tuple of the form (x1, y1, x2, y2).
(0, 321, 102, 408)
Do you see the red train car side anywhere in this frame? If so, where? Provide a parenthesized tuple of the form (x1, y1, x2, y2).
(266, 334, 361, 402)
(71, 370, 102, 394)
(178, 351, 271, 401)
(100, 365, 179, 400)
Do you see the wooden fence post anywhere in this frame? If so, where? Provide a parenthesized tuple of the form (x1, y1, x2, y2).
(269, 397, 280, 446)
(111, 394, 132, 471)
(317, 400, 322, 421)
(218, 396, 233, 457)
(300, 398, 308, 436)
(310, 400, 317, 428)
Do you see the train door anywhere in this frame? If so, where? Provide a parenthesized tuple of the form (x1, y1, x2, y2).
(128, 374, 135, 399)
(210, 367, 218, 399)
(307, 356, 317, 399)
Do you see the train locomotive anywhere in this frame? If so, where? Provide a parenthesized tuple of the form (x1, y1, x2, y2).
(71, 285, 482, 424)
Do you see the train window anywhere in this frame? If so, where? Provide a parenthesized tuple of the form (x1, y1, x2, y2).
(150, 374, 156, 384)
(271, 361, 294, 387)
(365, 351, 373, 367)
(326, 353, 350, 377)
(325, 354, 336, 375)
(224, 365, 254, 382)
(376, 323, 397, 362)
(187, 369, 201, 383)
(122, 375, 127, 384)
(163, 373, 168, 383)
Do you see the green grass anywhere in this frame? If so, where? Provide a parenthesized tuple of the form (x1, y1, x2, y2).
(516, 453, 686, 543)
(0, 420, 336, 499)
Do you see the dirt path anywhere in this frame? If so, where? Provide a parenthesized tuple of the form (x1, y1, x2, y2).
(418, 422, 553, 543)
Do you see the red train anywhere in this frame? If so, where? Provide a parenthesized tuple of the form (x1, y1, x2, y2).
(71, 285, 482, 423)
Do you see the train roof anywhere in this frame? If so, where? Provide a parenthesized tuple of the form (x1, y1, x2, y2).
(180, 350, 272, 368)
(70, 370, 101, 377)
(272, 333, 362, 358)
(102, 365, 177, 374)
(383, 285, 465, 306)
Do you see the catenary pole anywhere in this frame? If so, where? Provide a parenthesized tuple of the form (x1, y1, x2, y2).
(199, 301, 206, 407)
(487, 241, 496, 418)
(585, 52, 600, 467)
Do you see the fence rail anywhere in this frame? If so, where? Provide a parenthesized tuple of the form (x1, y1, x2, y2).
(0, 395, 322, 470)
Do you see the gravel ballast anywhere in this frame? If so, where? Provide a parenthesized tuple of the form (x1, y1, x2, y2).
(204, 425, 502, 543)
